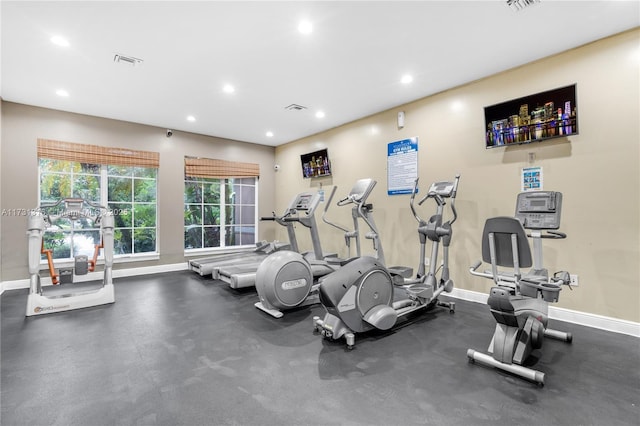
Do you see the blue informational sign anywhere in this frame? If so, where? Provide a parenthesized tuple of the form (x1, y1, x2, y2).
(387, 137, 418, 195)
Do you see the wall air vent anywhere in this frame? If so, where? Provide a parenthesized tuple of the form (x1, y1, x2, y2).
(284, 104, 307, 111)
(113, 54, 143, 66)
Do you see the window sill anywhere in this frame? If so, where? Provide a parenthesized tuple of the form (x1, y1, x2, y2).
(184, 246, 256, 258)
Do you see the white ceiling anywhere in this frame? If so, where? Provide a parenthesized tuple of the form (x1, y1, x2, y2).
(2, 1, 639, 147)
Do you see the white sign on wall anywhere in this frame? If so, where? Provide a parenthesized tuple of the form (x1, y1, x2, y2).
(521, 166, 543, 192)
(387, 137, 418, 195)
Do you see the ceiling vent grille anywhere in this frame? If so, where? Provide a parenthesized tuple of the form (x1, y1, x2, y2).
(506, 0, 539, 11)
(114, 54, 143, 66)
(284, 104, 307, 111)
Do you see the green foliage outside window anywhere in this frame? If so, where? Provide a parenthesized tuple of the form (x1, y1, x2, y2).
(107, 166, 157, 255)
(39, 159, 157, 259)
(184, 177, 256, 250)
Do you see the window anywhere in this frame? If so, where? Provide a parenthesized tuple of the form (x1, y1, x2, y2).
(37, 139, 159, 260)
(183, 156, 260, 252)
(39, 160, 102, 259)
(108, 166, 157, 255)
(184, 177, 257, 250)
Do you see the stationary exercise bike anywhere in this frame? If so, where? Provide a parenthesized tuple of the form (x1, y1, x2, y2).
(312, 174, 460, 349)
(26, 198, 115, 316)
(254, 178, 380, 318)
(468, 191, 573, 385)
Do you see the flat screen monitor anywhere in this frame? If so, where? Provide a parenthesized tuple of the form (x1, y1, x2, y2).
(301, 148, 332, 179)
(484, 84, 578, 149)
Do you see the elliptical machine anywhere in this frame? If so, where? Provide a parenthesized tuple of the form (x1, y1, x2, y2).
(26, 198, 115, 316)
(312, 174, 460, 349)
(254, 178, 379, 318)
(468, 191, 573, 385)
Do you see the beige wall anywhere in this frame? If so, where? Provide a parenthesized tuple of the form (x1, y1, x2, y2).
(1, 103, 276, 280)
(0, 98, 3, 282)
(275, 29, 640, 323)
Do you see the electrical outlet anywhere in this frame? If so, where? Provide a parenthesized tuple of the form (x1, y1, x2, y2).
(424, 257, 430, 267)
(570, 274, 579, 286)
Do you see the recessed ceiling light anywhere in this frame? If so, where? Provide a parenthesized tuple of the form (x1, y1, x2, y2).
(187, 115, 196, 122)
(50, 35, 69, 47)
(55, 89, 69, 97)
(266, 131, 274, 138)
(401, 74, 413, 84)
(298, 20, 313, 35)
(223, 84, 235, 94)
(315, 111, 325, 119)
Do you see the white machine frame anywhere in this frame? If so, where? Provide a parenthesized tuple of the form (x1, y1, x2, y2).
(26, 198, 115, 317)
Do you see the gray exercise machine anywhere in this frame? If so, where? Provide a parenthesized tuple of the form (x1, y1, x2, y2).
(187, 207, 296, 277)
(188, 188, 330, 286)
(468, 191, 573, 385)
(312, 174, 460, 349)
(254, 178, 379, 318)
(215, 189, 337, 289)
(26, 198, 115, 316)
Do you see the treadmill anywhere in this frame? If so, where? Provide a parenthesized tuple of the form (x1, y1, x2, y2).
(216, 190, 329, 289)
(188, 193, 319, 279)
(188, 240, 288, 277)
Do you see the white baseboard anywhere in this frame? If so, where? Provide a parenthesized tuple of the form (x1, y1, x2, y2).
(449, 287, 640, 338)
(0, 262, 189, 293)
(2, 268, 638, 338)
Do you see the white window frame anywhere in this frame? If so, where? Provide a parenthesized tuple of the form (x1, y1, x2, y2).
(184, 177, 258, 255)
(37, 160, 159, 265)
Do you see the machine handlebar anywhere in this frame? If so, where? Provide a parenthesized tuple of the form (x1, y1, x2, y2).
(412, 174, 461, 225)
(544, 231, 567, 239)
(527, 230, 567, 239)
(409, 178, 422, 223)
(322, 186, 352, 234)
(469, 259, 519, 283)
(260, 206, 295, 224)
(336, 196, 353, 206)
(451, 174, 461, 198)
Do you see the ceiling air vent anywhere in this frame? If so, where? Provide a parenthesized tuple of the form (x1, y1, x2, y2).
(506, 0, 539, 11)
(113, 54, 143, 66)
(284, 104, 307, 111)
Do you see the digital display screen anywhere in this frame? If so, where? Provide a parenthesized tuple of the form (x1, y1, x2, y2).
(295, 194, 313, 210)
(301, 149, 332, 179)
(485, 84, 578, 149)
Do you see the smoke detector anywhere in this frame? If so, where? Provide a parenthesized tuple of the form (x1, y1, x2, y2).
(113, 54, 143, 66)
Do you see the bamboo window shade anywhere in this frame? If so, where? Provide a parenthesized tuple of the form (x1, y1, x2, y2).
(37, 139, 159, 168)
(184, 157, 260, 179)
